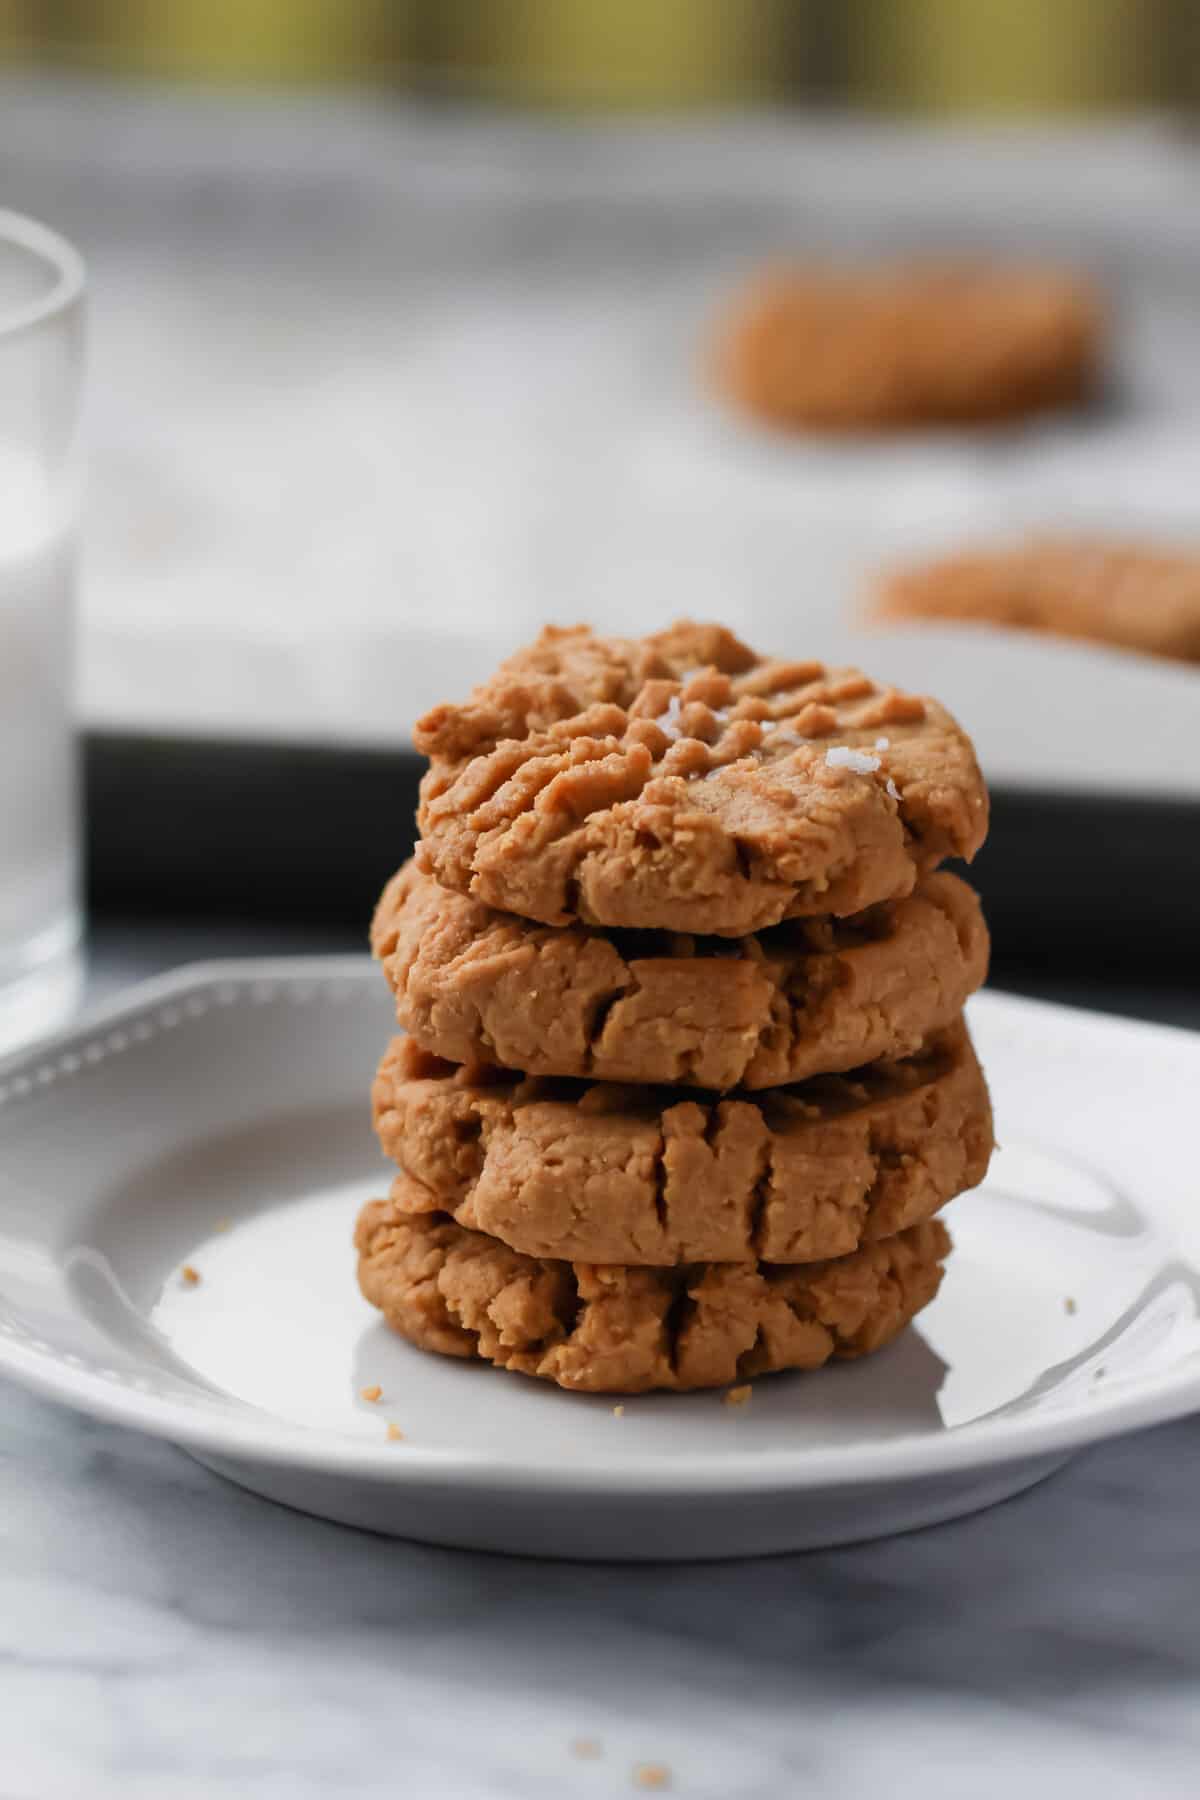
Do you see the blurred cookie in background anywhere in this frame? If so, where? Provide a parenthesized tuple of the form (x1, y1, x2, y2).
(874, 536, 1200, 664)
(712, 263, 1104, 432)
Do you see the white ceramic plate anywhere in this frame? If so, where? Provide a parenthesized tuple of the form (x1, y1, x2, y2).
(1, 961, 1198, 1561)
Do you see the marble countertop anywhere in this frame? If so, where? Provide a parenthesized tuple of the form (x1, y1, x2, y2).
(7, 1375, 1200, 1800)
(3, 925, 1200, 1798)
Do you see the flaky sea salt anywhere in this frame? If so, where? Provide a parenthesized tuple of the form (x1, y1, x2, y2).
(874, 736, 890, 751)
(886, 777, 901, 801)
(825, 745, 881, 775)
(656, 695, 683, 740)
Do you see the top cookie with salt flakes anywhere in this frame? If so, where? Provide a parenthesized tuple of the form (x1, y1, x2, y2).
(414, 621, 988, 937)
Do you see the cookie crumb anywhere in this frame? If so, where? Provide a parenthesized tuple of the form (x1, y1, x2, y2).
(1093, 1365, 1106, 1382)
(386, 1421, 405, 1442)
(1064, 1296, 1077, 1315)
(214, 1218, 231, 1233)
(360, 1384, 383, 1403)
(633, 1764, 671, 1791)
(571, 1738, 602, 1760)
(612, 1404, 625, 1418)
(180, 1264, 201, 1287)
(723, 1384, 752, 1408)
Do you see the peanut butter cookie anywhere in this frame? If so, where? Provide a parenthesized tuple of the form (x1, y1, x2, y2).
(372, 1021, 991, 1266)
(373, 861, 988, 1091)
(875, 536, 1200, 665)
(415, 621, 988, 936)
(714, 262, 1102, 431)
(356, 1201, 951, 1394)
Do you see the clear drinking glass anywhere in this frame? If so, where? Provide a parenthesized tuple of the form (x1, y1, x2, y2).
(0, 212, 85, 1053)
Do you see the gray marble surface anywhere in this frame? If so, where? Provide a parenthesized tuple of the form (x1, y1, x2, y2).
(2, 925, 1200, 1798)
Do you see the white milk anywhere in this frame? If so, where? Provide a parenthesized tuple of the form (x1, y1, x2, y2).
(0, 439, 79, 1000)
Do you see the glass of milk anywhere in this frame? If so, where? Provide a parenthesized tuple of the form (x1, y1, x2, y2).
(0, 212, 85, 1053)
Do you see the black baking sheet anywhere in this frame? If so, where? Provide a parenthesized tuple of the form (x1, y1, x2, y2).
(84, 732, 1200, 981)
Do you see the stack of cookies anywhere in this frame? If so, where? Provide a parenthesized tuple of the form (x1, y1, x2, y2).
(356, 622, 995, 1396)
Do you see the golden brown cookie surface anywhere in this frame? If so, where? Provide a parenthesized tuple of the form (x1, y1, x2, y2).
(374, 862, 989, 1092)
(355, 1201, 951, 1394)
(415, 621, 988, 937)
(876, 536, 1200, 665)
(714, 262, 1102, 431)
(372, 1021, 992, 1267)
